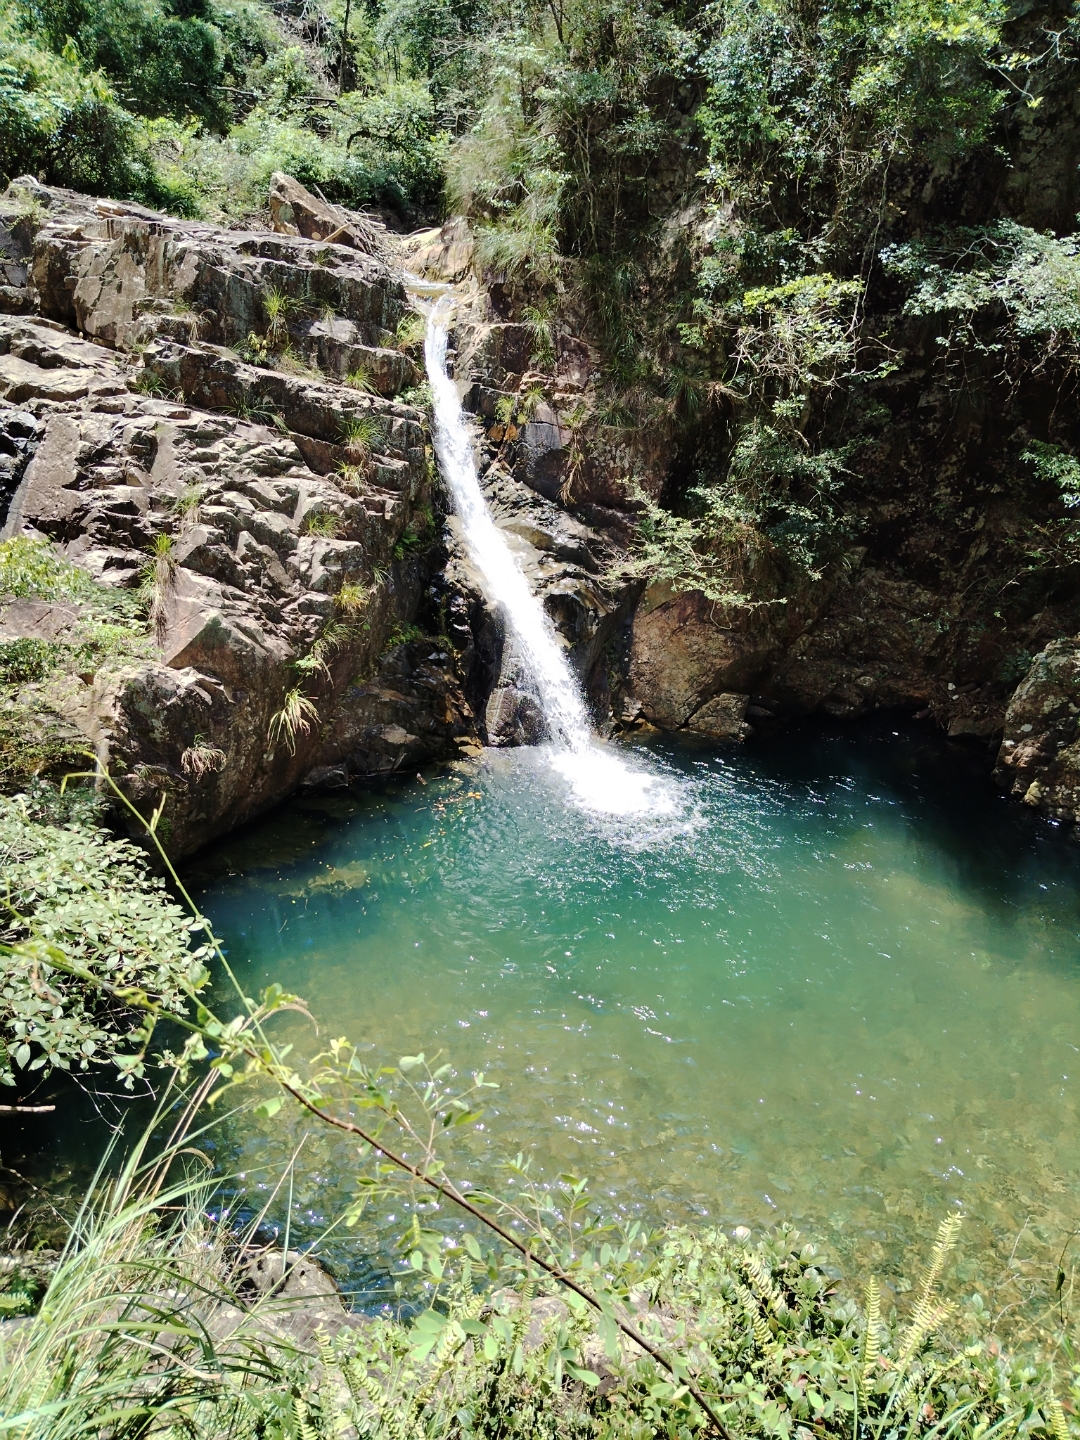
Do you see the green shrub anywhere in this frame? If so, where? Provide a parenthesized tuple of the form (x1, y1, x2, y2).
(10, 774, 106, 826)
(385, 620, 424, 648)
(697, 0, 1005, 269)
(0, 794, 209, 1086)
(1021, 441, 1080, 508)
(0, 536, 145, 632)
(884, 222, 1080, 355)
(0, 694, 87, 791)
(1, 536, 102, 604)
(1, 1046, 1076, 1440)
(615, 423, 852, 601)
(0, 2, 184, 202)
(0, 539, 149, 792)
(169, 88, 448, 217)
(1, 0, 446, 219)
(25, 0, 232, 125)
(0, 636, 63, 684)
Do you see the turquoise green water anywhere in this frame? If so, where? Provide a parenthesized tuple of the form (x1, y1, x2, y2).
(188, 722, 1080, 1315)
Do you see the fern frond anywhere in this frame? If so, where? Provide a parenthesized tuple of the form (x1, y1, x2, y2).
(745, 1250, 788, 1316)
(893, 1372, 920, 1424)
(294, 1396, 319, 1440)
(412, 1304, 472, 1415)
(898, 1300, 955, 1367)
(735, 1279, 777, 1356)
(919, 1215, 963, 1313)
(1048, 1396, 1072, 1440)
(354, 1367, 411, 1440)
(896, 1216, 962, 1364)
(860, 1276, 881, 1401)
(511, 1279, 536, 1346)
(315, 1324, 336, 1375)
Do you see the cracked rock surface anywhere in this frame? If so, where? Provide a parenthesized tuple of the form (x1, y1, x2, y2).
(0, 177, 476, 856)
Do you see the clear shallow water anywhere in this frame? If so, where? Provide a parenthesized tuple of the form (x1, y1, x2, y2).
(187, 721, 1080, 1318)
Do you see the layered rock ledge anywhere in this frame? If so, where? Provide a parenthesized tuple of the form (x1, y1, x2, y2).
(0, 178, 476, 856)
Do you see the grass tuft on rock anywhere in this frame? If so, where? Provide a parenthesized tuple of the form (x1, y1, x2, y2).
(0, 539, 150, 793)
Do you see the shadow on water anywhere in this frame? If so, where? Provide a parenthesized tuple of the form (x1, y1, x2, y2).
(0, 1074, 157, 1243)
(738, 716, 1080, 931)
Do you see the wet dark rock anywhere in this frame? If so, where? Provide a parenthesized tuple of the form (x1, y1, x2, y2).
(686, 691, 754, 742)
(484, 638, 547, 745)
(0, 407, 42, 530)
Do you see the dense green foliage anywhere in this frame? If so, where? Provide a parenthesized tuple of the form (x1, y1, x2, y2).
(7, 1197, 1080, 1440)
(0, 543, 200, 1088)
(434, 0, 1080, 606)
(0, 794, 209, 1086)
(0, 0, 446, 216)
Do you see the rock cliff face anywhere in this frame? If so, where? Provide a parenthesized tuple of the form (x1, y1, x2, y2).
(405, 223, 1080, 829)
(7, 173, 1080, 850)
(0, 178, 476, 857)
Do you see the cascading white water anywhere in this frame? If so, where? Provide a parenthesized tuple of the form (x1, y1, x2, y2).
(422, 296, 679, 822)
(424, 298, 591, 752)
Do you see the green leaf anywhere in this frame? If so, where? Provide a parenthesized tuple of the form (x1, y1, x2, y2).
(564, 1363, 601, 1386)
(410, 1307, 448, 1357)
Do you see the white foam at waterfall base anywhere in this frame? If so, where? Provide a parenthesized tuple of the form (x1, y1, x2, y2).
(421, 297, 680, 824)
(549, 745, 680, 819)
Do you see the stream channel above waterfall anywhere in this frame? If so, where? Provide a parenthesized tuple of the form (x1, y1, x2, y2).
(179, 718, 1080, 1316)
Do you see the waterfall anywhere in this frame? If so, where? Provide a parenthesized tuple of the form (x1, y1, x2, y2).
(422, 296, 677, 821)
(424, 300, 591, 751)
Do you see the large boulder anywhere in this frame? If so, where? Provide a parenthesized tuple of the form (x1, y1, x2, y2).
(626, 584, 778, 730)
(267, 172, 388, 260)
(994, 639, 1080, 822)
(12, 177, 404, 353)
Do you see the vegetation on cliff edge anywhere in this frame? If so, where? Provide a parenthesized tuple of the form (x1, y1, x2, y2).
(7, 0, 1080, 638)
